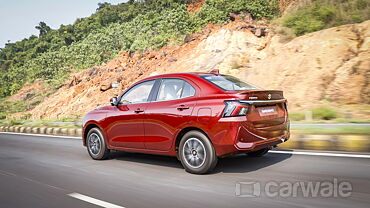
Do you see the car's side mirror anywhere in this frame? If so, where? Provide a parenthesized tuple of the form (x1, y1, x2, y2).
(110, 97, 118, 106)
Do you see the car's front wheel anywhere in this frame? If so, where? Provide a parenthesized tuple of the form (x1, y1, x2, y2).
(86, 127, 110, 160)
(179, 130, 217, 174)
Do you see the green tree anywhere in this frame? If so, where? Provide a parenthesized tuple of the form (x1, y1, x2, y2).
(35, 21, 51, 36)
(97, 2, 111, 11)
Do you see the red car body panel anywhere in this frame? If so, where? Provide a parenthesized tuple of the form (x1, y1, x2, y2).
(82, 73, 290, 157)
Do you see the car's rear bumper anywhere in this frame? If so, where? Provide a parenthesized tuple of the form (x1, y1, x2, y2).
(211, 118, 290, 157)
(235, 132, 290, 151)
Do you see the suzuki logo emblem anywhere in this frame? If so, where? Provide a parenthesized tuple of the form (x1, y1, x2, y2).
(268, 94, 271, 99)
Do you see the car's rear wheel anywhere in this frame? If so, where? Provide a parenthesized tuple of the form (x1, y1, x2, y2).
(87, 127, 110, 160)
(246, 148, 269, 157)
(179, 130, 217, 174)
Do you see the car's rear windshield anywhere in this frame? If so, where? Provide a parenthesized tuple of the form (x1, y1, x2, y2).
(201, 74, 259, 91)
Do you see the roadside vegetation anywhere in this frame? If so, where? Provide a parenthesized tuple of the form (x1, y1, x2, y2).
(0, 119, 81, 128)
(289, 105, 370, 124)
(0, 99, 27, 120)
(291, 126, 370, 135)
(312, 106, 337, 120)
(289, 112, 306, 121)
(280, 0, 370, 36)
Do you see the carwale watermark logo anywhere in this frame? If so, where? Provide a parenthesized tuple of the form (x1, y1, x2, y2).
(235, 178, 352, 198)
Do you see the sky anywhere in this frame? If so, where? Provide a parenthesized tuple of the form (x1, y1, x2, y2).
(0, 0, 126, 48)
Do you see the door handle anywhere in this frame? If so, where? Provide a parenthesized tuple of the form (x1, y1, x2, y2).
(134, 108, 144, 113)
(177, 105, 189, 110)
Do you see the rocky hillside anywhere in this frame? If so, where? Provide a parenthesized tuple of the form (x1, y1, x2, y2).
(11, 19, 369, 120)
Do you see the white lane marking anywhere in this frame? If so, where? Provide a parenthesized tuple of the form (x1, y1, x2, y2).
(22, 177, 66, 191)
(0, 169, 16, 177)
(0, 132, 81, 139)
(0, 169, 66, 191)
(270, 150, 370, 159)
(68, 193, 125, 208)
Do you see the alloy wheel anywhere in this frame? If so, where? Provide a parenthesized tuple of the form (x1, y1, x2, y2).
(88, 133, 101, 156)
(182, 138, 207, 168)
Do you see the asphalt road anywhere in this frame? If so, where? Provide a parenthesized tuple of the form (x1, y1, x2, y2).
(1, 133, 370, 208)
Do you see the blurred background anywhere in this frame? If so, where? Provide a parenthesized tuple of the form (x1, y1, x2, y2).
(0, 0, 369, 152)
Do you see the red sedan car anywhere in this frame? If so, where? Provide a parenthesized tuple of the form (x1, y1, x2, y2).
(82, 71, 290, 174)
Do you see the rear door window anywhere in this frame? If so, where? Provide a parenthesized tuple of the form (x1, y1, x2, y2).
(181, 82, 195, 98)
(156, 79, 195, 101)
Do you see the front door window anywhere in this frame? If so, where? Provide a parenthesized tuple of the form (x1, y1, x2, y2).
(120, 80, 155, 104)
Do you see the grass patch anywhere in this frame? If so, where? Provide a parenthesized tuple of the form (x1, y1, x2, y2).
(0, 99, 28, 120)
(0, 119, 81, 128)
(289, 112, 306, 121)
(292, 126, 370, 135)
(0, 119, 25, 126)
(281, 0, 370, 36)
(274, 26, 296, 41)
(312, 106, 337, 120)
(59, 117, 82, 122)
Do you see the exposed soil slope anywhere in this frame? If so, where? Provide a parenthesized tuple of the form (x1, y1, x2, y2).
(11, 20, 370, 119)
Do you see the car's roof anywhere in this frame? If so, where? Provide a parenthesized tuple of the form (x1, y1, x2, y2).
(131, 72, 226, 94)
(120, 72, 234, 97)
(142, 72, 219, 80)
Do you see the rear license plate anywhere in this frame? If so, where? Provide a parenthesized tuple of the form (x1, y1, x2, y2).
(258, 106, 278, 116)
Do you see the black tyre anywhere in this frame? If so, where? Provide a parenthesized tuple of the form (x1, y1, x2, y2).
(179, 130, 217, 174)
(247, 148, 269, 157)
(86, 127, 110, 160)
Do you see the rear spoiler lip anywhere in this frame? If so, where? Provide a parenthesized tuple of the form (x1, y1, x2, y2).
(235, 89, 283, 94)
(239, 99, 287, 105)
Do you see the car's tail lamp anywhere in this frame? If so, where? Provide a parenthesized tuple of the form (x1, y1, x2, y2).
(223, 101, 249, 117)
